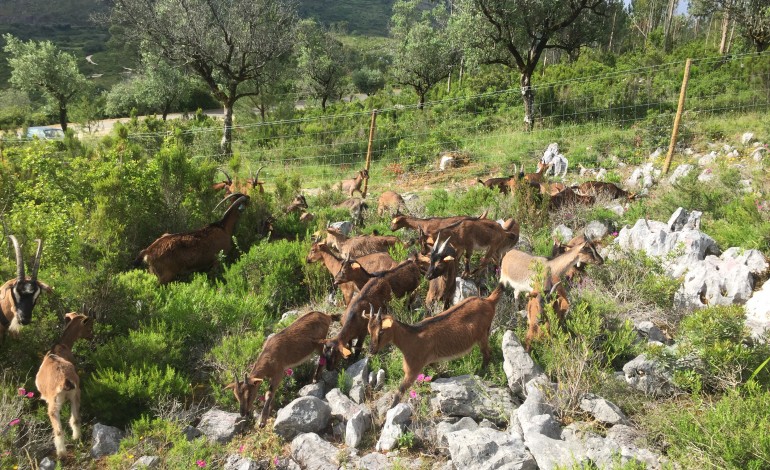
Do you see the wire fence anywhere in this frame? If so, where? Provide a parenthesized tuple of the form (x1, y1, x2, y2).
(3, 51, 769, 189)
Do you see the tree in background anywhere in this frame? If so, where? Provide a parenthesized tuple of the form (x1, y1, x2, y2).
(352, 67, 386, 95)
(105, 51, 196, 120)
(296, 20, 349, 111)
(3, 34, 89, 132)
(735, 0, 770, 52)
(452, 0, 616, 131)
(110, 0, 298, 158)
(391, 0, 459, 109)
(690, 0, 738, 54)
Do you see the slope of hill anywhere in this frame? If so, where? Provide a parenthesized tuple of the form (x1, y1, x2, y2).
(298, 0, 395, 36)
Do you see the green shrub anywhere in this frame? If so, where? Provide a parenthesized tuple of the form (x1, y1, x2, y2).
(206, 332, 266, 406)
(90, 322, 185, 371)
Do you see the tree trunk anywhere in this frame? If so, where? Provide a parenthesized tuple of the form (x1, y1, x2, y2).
(59, 101, 68, 133)
(322, 95, 328, 111)
(663, 0, 677, 53)
(259, 104, 266, 122)
(719, 12, 730, 55)
(418, 92, 425, 110)
(162, 102, 170, 121)
(520, 72, 535, 132)
(221, 100, 234, 158)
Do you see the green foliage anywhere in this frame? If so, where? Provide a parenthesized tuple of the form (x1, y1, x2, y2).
(352, 67, 385, 95)
(207, 332, 266, 406)
(589, 250, 680, 310)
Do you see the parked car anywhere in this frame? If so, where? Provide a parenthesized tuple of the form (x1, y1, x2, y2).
(25, 127, 64, 140)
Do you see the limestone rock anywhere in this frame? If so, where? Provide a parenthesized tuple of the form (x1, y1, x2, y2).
(746, 279, 770, 338)
(579, 394, 630, 425)
(436, 417, 478, 449)
(290, 433, 341, 470)
(430, 375, 515, 426)
(197, 408, 245, 444)
(552, 225, 573, 243)
(453, 278, 479, 305)
(623, 354, 675, 397)
(376, 403, 412, 451)
(445, 428, 536, 470)
(273, 397, 331, 440)
(329, 221, 353, 236)
(298, 382, 325, 399)
(91, 423, 124, 458)
(345, 408, 373, 448)
(502, 331, 544, 397)
(224, 454, 260, 470)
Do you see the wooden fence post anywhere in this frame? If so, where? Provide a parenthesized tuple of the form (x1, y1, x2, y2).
(361, 109, 377, 199)
(663, 58, 692, 174)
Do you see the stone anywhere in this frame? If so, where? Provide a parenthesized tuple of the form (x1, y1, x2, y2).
(430, 375, 516, 426)
(674, 253, 756, 309)
(436, 417, 478, 449)
(273, 397, 332, 440)
(197, 408, 245, 444)
(746, 279, 770, 338)
(374, 392, 398, 421)
(320, 369, 339, 389)
(552, 225, 573, 243)
(479, 419, 498, 429)
(501, 330, 544, 397)
(345, 408, 373, 448)
(329, 221, 353, 236)
(349, 384, 366, 404)
(298, 382, 325, 399)
(376, 403, 412, 451)
(667, 207, 688, 232)
(291, 433, 340, 470)
(584, 220, 610, 241)
(722, 247, 768, 275)
(698, 151, 717, 165)
(223, 455, 260, 470)
(445, 428, 537, 470)
(668, 163, 693, 184)
(375, 369, 386, 391)
(623, 354, 675, 396)
(579, 394, 630, 425)
(359, 452, 390, 470)
(39, 457, 57, 470)
(453, 278, 479, 305)
(91, 423, 124, 458)
(752, 147, 767, 162)
(326, 388, 365, 422)
(280, 310, 299, 322)
(182, 425, 201, 441)
(649, 148, 663, 160)
(131, 456, 161, 469)
(698, 169, 715, 182)
(742, 132, 755, 145)
(346, 358, 369, 387)
(440, 155, 455, 171)
(636, 321, 666, 343)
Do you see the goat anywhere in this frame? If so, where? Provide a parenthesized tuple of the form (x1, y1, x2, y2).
(306, 242, 397, 306)
(286, 194, 309, 214)
(226, 311, 339, 427)
(336, 198, 369, 225)
(211, 168, 233, 193)
(429, 218, 520, 275)
(477, 166, 522, 194)
(1, 236, 51, 338)
(212, 167, 265, 196)
(499, 239, 603, 303)
(324, 227, 399, 258)
(35, 312, 93, 458)
(548, 187, 595, 210)
(366, 285, 505, 407)
(524, 279, 570, 351)
(390, 211, 488, 238)
(523, 160, 551, 183)
(133, 193, 250, 284)
(377, 191, 407, 217)
(575, 181, 636, 201)
(338, 169, 369, 197)
(424, 235, 458, 312)
(333, 255, 421, 302)
(244, 166, 266, 194)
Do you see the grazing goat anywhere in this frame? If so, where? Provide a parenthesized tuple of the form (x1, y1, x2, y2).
(377, 191, 407, 217)
(366, 285, 505, 407)
(286, 194, 308, 214)
(133, 193, 250, 284)
(212, 167, 265, 196)
(431, 218, 520, 275)
(244, 166, 266, 194)
(477, 166, 522, 194)
(36, 312, 93, 458)
(523, 279, 570, 351)
(306, 243, 397, 306)
(523, 160, 551, 183)
(549, 187, 595, 210)
(324, 227, 399, 258)
(390, 212, 488, 238)
(226, 311, 339, 426)
(575, 181, 636, 201)
(424, 235, 458, 312)
(336, 198, 369, 225)
(338, 169, 369, 197)
(499, 239, 603, 302)
(1, 236, 51, 338)
(333, 255, 421, 301)
(211, 168, 233, 193)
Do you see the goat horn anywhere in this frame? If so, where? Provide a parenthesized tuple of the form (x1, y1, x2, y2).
(432, 234, 440, 254)
(219, 168, 232, 184)
(9, 235, 24, 282)
(31, 239, 43, 282)
(213, 192, 243, 212)
(548, 281, 562, 297)
(439, 236, 451, 254)
(254, 166, 264, 184)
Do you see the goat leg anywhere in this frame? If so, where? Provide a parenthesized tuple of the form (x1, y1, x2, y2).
(479, 340, 492, 372)
(258, 386, 275, 428)
(48, 399, 67, 458)
(69, 388, 82, 440)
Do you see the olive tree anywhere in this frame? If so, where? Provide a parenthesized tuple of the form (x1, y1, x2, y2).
(297, 20, 348, 111)
(3, 34, 89, 132)
(451, 0, 615, 130)
(109, 0, 298, 158)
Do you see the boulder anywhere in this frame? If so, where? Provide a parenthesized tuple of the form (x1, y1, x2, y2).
(562, 423, 665, 469)
(273, 397, 331, 440)
(346, 358, 369, 403)
(752, 146, 767, 162)
(182, 425, 202, 441)
(376, 403, 412, 451)
(746, 279, 770, 338)
(345, 408, 373, 448)
(698, 151, 717, 165)
(430, 375, 515, 426)
(552, 225, 574, 243)
(298, 382, 325, 399)
(579, 394, 630, 425)
(197, 408, 245, 444)
(636, 321, 667, 344)
(326, 388, 366, 422)
(623, 354, 675, 396)
(359, 452, 391, 470)
(290, 433, 341, 470)
(440, 155, 455, 171)
(349, 384, 366, 404)
(453, 278, 479, 305)
(444, 428, 537, 470)
(698, 169, 715, 182)
(91, 423, 124, 458)
(329, 221, 353, 236)
(224, 455, 260, 470)
(436, 417, 478, 449)
(668, 163, 693, 184)
(584, 220, 610, 241)
(742, 132, 755, 145)
(39, 457, 57, 470)
(501, 331, 544, 397)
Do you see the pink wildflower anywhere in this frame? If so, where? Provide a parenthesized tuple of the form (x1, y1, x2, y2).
(25, 392, 34, 398)
(424, 376, 432, 382)
(274, 457, 280, 466)
(196, 459, 206, 468)
(409, 390, 417, 399)
(416, 373, 425, 383)
(285, 368, 293, 377)
(612, 231, 619, 237)
(17, 388, 25, 396)
(239, 445, 245, 454)
(8, 418, 20, 427)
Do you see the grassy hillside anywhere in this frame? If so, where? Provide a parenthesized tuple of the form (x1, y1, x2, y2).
(298, 0, 395, 36)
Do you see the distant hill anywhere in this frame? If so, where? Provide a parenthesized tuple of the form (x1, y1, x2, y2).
(298, 0, 395, 36)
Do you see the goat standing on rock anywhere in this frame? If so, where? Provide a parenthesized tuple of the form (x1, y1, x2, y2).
(133, 193, 250, 284)
(1, 235, 51, 339)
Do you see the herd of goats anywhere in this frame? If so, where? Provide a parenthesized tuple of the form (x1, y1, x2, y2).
(0, 154, 638, 458)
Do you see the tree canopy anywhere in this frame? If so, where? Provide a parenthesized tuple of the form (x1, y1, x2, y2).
(297, 20, 349, 111)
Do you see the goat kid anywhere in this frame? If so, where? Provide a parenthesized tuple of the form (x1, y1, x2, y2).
(366, 285, 504, 407)
(226, 311, 339, 427)
(1, 236, 51, 338)
(575, 181, 636, 201)
(338, 169, 369, 197)
(133, 193, 249, 284)
(377, 191, 407, 217)
(36, 312, 94, 458)
(390, 211, 488, 238)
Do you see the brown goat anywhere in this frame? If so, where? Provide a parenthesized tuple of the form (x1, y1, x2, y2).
(211, 168, 233, 193)
(325, 228, 399, 258)
(1, 236, 52, 338)
(549, 187, 595, 210)
(306, 242, 397, 306)
(286, 194, 309, 214)
(133, 193, 250, 284)
(336, 198, 369, 225)
(523, 161, 550, 183)
(524, 280, 570, 351)
(575, 181, 636, 201)
(36, 312, 93, 458)
(212, 167, 265, 196)
(366, 284, 505, 407)
(225, 311, 339, 427)
(333, 256, 421, 302)
(424, 235, 458, 312)
(338, 169, 369, 197)
(377, 191, 407, 217)
(430, 218, 520, 275)
(390, 211, 488, 238)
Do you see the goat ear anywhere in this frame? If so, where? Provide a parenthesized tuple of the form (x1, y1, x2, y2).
(339, 345, 352, 358)
(442, 256, 455, 262)
(351, 262, 361, 269)
(64, 312, 76, 323)
(37, 281, 52, 293)
(381, 318, 393, 330)
(224, 382, 237, 391)
(247, 377, 263, 386)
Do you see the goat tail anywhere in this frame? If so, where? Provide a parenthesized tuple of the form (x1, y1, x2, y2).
(486, 283, 505, 305)
(329, 313, 342, 323)
(131, 250, 146, 268)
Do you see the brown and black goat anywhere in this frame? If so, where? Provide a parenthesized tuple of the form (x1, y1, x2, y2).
(377, 191, 407, 217)
(390, 211, 488, 239)
(324, 227, 400, 258)
(575, 181, 636, 201)
(548, 187, 595, 210)
(338, 169, 369, 197)
(212, 167, 265, 196)
(133, 193, 250, 284)
(424, 235, 458, 312)
(36, 311, 94, 458)
(286, 194, 308, 214)
(333, 255, 421, 303)
(226, 311, 339, 427)
(429, 218, 520, 275)
(366, 284, 505, 407)
(211, 168, 234, 193)
(1, 236, 51, 338)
